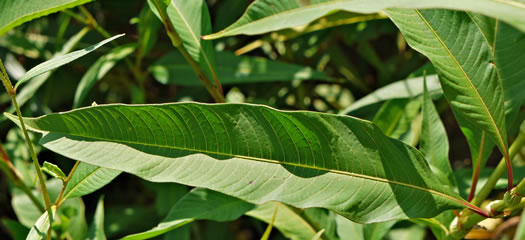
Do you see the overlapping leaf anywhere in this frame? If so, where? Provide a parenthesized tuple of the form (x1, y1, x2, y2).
(7, 103, 472, 223)
(0, 0, 92, 36)
(63, 162, 120, 200)
(386, 9, 509, 166)
(204, 0, 525, 40)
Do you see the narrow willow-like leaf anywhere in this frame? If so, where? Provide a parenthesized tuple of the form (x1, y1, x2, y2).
(204, 0, 525, 40)
(121, 188, 254, 239)
(87, 196, 106, 240)
(150, 0, 219, 89)
(151, 51, 331, 86)
(63, 162, 120, 200)
(0, 0, 92, 36)
(246, 202, 318, 240)
(7, 103, 478, 222)
(15, 34, 124, 89)
(339, 75, 441, 115)
(74, 43, 136, 108)
(420, 80, 456, 188)
(386, 9, 509, 174)
(26, 206, 55, 240)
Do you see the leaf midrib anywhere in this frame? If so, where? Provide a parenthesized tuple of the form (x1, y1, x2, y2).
(413, 9, 507, 153)
(38, 129, 466, 207)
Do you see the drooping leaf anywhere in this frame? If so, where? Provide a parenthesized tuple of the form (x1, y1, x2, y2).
(0, 0, 92, 36)
(246, 202, 318, 240)
(420, 79, 456, 188)
(15, 34, 124, 89)
(73, 43, 136, 108)
(204, 0, 525, 40)
(121, 188, 254, 240)
(339, 75, 441, 115)
(87, 196, 106, 240)
(63, 162, 121, 200)
(7, 103, 473, 223)
(386, 9, 509, 167)
(150, 51, 331, 86)
(26, 206, 55, 240)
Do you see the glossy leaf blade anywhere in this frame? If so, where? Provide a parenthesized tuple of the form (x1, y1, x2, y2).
(204, 0, 525, 39)
(63, 162, 121, 200)
(122, 188, 254, 239)
(0, 0, 92, 36)
(386, 9, 508, 162)
(9, 103, 468, 223)
(151, 51, 331, 86)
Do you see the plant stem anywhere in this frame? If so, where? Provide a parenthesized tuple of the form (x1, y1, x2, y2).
(0, 59, 53, 237)
(151, 0, 225, 103)
(54, 160, 81, 207)
(468, 131, 486, 202)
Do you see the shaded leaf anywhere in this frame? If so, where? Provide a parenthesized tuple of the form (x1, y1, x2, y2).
(335, 214, 396, 240)
(87, 196, 106, 240)
(8, 103, 472, 222)
(2, 219, 30, 240)
(373, 98, 421, 145)
(151, 51, 331, 86)
(26, 207, 55, 240)
(74, 43, 136, 108)
(63, 162, 121, 200)
(0, 0, 92, 36)
(121, 188, 254, 240)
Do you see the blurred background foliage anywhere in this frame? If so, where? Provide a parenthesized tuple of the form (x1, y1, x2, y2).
(1, 0, 523, 239)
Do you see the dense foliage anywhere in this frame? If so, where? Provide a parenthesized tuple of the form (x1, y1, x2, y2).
(0, 0, 525, 239)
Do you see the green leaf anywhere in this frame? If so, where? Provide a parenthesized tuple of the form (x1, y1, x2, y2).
(304, 208, 338, 240)
(260, 205, 278, 240)
(26, 206, 55, 240)
(339, 75, 441, 115)
(2, 219, 30, 240)
(420, 79, 456, 188)
(87, 196, 106, 240)
(0, 0, 92, 36)
(335, 214, 396, 240)
(246, 202, 318, 240)
(8, 103, 472, 222)
(137, 6, 161, 60)
(74, 43, 137, 108)
(312, 230, 325, 240)
(63, 162, 121, 200)
(121, 188, 254, 240)
(15, 34, 124, 89)
(386, 9, 509, 165)
(204, 0, 525, 40)
(150, 51, 331, 86)
(373, 98, 421, 145)
(150, 0, 218, 87)
(41, 161, 66, 181)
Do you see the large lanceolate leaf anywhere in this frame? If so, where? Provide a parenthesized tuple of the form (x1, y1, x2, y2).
(386, 9, 509, 161)
(8, 103, 471, 223)
(0, 0, 92, 36)
(204, 0, 525, 40)
(151, 51, 331, 86)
